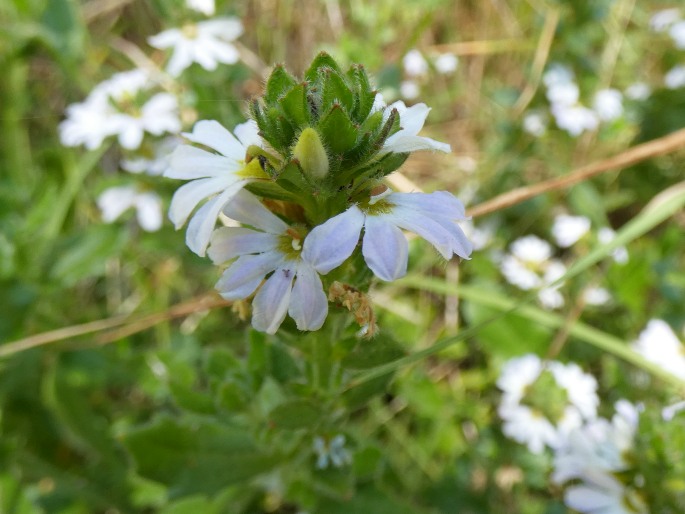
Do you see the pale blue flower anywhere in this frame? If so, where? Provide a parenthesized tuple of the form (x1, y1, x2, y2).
(208, 190, 329, 334)
(303, 189, 472, 282)
(313, 435, 352, 469)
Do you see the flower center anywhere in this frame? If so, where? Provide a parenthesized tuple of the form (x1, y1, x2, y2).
(521, 370, 569, 423)
(277, 226, 306, 260)
(182, 24, 199, 39)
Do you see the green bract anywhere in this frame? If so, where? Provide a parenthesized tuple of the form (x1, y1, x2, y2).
(248, 52, 408, 225)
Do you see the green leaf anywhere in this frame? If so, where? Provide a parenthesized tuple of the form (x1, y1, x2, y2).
(280, 83, 310, 128)
(268, 399, 322, 429)
(264, 64, 297, 104)
(317, 104, 358, 155)
(40, 0, 84, 60)
(321, 68, 355, 114)
(347, 64, 376, 123)
(123, 417, 279, 498)
(342, 333, 405, 369)
(305, 52, 341, 82)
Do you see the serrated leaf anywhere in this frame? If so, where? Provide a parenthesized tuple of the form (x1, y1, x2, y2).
(317, 104, 358, 155)
(322, 69, 355, 114)
(305, 52, 341, 82)
(268, 399, 322, 429)
(264, 64, 297, 104)
(280, 83, 310, 127)
(123, 417, 278, 498)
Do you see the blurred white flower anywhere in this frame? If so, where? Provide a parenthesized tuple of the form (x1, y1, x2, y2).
(60, 69, 181, 151)
(625, 82, 651, 101)
(109, 93, 182, 150)
(399, 80, 420, 100)
(497, 354, 599, 454)
(402, 49, 429, 77)
(523, 111, 547, 137)
(166, 119, 265, 256)
(500, 235, 566, 308)
(208, 190, 329, 334)
(121, 137, 181, 176)
(186, 0, 215, 16)
(553, 401, 646, 514)
(149, 18, 243, 77)
(543, 64, 574, 88)
(582, 286, 611, 306)
(662, 400, 685, 421)
(552, 214, 591, 248)
(547, 81, 580, 106)
(650, 8, 681, 32)
(670, 20, 685, 48)
(664, 65, 685, 89)
(597, 227, 629, 264)
(434, 53, 459, 74)
(551, 103, 599, 137)
(632, 319, 685, 380)
(97, 185, 163, 232)
(378, 100, 451, 154)
(303, 189, 472, 282)
(461, 220, 494, 251)
(593, 88, 623, 122)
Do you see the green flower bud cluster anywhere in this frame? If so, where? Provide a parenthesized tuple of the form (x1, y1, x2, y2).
(247, 52, 408, 225)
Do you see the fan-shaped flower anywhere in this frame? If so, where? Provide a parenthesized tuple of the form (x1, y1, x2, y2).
(165, 119, 267, 256)
(208, 190, 331, 334)
(302, 188, 472, 282)
(148, 18, 243, 77)
(97, 185, 163, 232)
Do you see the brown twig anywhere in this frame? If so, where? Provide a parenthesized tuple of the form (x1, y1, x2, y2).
(467, 127, 685, 218)
(1, 295, 230, 359)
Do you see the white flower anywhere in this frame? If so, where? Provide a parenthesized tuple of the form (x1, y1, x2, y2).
(186, 0, 215, 16)
(624, 82, 651, 101)
(402, 49, 428, 77)
(670, 20, 685, 49)
(208, 191, 330, 334)
(165, 119, 265, 257)
(632, 319, 685, 380)
(523, 112, 547, 137)
(583, 286, 611, 306)
(650, 8, 681, 32)
(109, 93, 182, 150)
(497, 354, 599, 454)
(547, 81, 580, 106)
(551, 103, 600, 137)
(434, 53, 459, 74)
(302, 189, 472, 282)
(461, 220, 494, 251)
(59, 69, 180, 151)
(597, 227, 628, 264)
(662, 400, 685, 421)
(97, 186, 163, 232)
(543, 64, 574, 88)
(593, 89, 623, 122)
(665, 65, 685, 89)
(148, 18, 243, 77)
(121, 137, 181, 176)
(378, 100, 451, 154)
(399, 80, 420, 100)
(313, 435, 352, 469)
(552, 214, 591, 248)
(553, 402, 646, 514)
(59, 96, 114, 150)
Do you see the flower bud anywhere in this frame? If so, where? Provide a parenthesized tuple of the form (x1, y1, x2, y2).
(293, 128, 329, 180)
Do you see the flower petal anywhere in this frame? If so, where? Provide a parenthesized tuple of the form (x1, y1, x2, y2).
(222, 189, 288, 234)
(135, 192, 163, 232)
(182, 120, 245, 159)
(388, 191, 468, 220)
(251, 265, 295, 334)
(233, 120, 262, 148)
(208, 227, 279, 264)
(168, 176, 232, 228)
(185, 179, 249, 256)
(383, 134, 451, 154)
(288, 263, 328, 331)
(215, 250, 284, 300)
(302, 206, 365, 274)
(167, 145, 241, 180)
(387, 207, 456, 259)
(362, 216, 408, 281)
